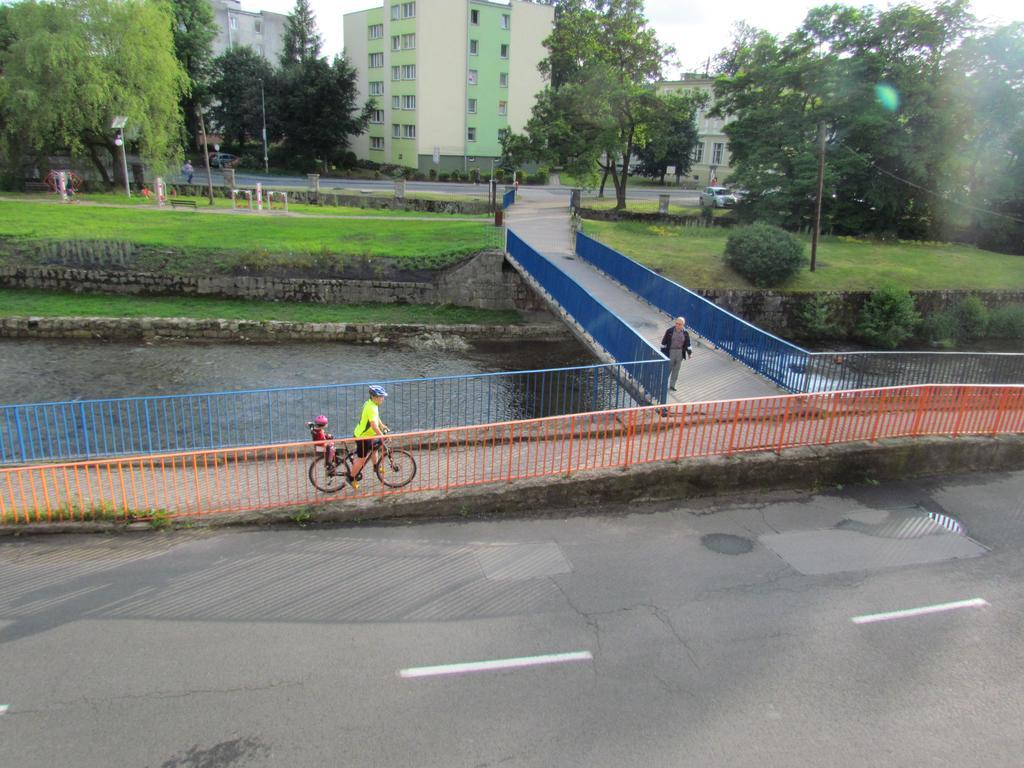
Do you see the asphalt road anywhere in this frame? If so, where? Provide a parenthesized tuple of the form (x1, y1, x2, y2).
(174, 171, 701, 202)
(2, 469, 1022, 767)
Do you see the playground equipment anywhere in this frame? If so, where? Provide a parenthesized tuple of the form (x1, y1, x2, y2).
(230, 186, 288, 212)
(44, 170, 82, 202)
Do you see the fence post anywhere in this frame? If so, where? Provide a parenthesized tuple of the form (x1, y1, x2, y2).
(566, 415, 575, 476)
(506, 424, 516, 483)
(869, 389, 890, 442)
(989, 388, 1011, 437)
(775, 396, 793, 454)
(445, 429, 452, 491)
(726, 400, 743, 456)
(622, 409, 637, 467)
(951, 387, 970, 437)
(909, 385, 932, 437)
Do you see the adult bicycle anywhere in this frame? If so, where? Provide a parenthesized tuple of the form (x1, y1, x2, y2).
(308, 435, 417, 493)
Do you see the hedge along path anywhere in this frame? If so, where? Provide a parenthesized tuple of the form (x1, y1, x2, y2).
(0, 200, 499, 261)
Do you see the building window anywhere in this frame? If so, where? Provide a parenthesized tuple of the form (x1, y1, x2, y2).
(391, 35, 400, 50)
(393, 123, 401, 138)
(254, 20, 263, 35)
(370, 137, 384, 150)
(369, 23, 383, 39)
(402, 95, 416, 110)
(392, 65, 401, 80)
(712, 142, 724, 165)
(499, 72, 508, 88)
(370, 109, 384, 124)
(498, 100, 507, 116)
(501, 13, 509, 29)
(467, 98, 477, 113)
(369, 80, 384, 96)
(498, 128, 508, 142)
(692, 142, 704, 163)
(402, 64, 416, 79)
(500, 43, 509, 58)
(468, 69, 478, 85)
(402, 2, 415, 19)
(470, 8, 479, 24)
(402, 33, 415, 49)
(467, 127, 476, 142)
(229, 14, 237, 29)
(369, 52, 384, 68)
(469, 39, 478, 55)
(256, 44, 264, 57)
(392, 95, 401, 109)
(403, 124, 416, 138)
(391, 4, 400, 20)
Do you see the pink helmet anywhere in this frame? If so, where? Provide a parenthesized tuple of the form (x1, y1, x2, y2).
(313, 415, 328, 427)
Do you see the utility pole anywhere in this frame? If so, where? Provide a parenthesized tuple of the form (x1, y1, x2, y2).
(810, 120, 826, 272)
(196, 106, 215, 206)
(259, 79, 269, 174)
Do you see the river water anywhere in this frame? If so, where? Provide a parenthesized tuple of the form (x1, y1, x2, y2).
(0, 337, 625, 461)
(0, 337, 596, 404)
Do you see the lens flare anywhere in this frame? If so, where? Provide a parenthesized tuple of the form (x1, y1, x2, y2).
(875, 83, 900, 112)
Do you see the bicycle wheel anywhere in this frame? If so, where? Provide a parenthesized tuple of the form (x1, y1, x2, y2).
(375, 448, 417, 488)
(308, 455, 346, 493)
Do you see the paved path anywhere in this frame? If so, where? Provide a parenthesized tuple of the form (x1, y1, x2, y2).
(507, 188, 782, 404)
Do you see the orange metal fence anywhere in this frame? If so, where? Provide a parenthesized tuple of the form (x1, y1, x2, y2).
(2, 384, 1022, 525)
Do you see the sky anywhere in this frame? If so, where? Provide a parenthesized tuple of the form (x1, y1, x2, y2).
(251, 0, 1020, 74)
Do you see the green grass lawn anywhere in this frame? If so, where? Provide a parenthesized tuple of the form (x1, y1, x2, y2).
(0, 288, 522, 325)
(1, 191, 490, 217)
(0, 200, 502, 265)
(582, 220, 1024, 291)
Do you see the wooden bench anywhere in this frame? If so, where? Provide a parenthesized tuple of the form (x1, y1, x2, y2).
(170, 199, 197, 210)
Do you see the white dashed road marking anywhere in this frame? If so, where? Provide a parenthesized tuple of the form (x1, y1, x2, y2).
(400, 651, 593, 679)
(852, 598, 989, 625)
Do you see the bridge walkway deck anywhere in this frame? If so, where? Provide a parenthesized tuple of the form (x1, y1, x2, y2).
(506, 189, 782, 404)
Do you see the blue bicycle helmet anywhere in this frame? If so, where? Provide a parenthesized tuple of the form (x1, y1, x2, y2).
(368, 385, 388, 398)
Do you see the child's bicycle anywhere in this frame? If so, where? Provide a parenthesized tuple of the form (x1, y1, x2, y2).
(307, 430, 417, 493)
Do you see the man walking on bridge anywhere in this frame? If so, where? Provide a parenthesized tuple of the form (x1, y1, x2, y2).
(661, 317, 692, 392)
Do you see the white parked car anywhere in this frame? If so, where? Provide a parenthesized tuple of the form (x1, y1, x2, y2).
(699, 186, 738, 208)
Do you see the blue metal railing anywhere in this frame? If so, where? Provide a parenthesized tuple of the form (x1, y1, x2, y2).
(502, 187, 516, 209)
(575, 232, 810, 390)
(574, 231, 1024, 393)
(507, 230, 669, 404)
(0, 363, 650, 465)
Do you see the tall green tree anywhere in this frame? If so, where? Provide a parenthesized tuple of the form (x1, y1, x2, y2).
(527, 0, 673, 208)
(274, 55, 371, 171)
(170, 0, 219, 145)
(945, 23, 1024, 254)
(209, 46, 275, 148)
(633, 91, 704, 185)
(280, 0, 322, 66)
(0, 0, 188, 187)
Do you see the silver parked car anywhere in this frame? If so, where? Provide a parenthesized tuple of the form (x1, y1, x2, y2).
(699, 186, 738, 208)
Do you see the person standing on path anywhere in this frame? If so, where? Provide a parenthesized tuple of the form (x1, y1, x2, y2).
(182, 160, 194, 184)
(660, 317, 692, 392)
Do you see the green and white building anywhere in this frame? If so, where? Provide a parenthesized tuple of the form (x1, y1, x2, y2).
(343, 0, 554, 173)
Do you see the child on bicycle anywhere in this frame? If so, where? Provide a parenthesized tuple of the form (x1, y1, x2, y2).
(307, 415, 337, 468)
(347, 385, 389, 487)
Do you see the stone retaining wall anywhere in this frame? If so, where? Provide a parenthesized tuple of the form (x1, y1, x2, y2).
(0, 316, 570, 343)
(169, 184, 491, 214)
(701, 288, 1024, 342)
(0, 251, 548, 312)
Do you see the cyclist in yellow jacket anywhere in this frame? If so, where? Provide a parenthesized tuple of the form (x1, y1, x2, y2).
(347, 385, 389, 487)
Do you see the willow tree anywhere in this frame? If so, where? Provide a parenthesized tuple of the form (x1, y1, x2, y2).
(0, 0, 188, 187)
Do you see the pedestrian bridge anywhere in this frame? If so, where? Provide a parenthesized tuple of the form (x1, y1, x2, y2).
(1, 187, 1023, 471)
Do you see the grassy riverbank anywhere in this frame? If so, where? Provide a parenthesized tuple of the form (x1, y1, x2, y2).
(583, 221, 1024, 291)
(0, 289, 522, 325)
(0, 200, 502, 266)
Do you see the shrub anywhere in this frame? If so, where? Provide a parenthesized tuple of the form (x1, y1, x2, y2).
(988, 304, 1024, 339)
(920, 310, 958, 348)
(952, 296, 989, 342)
(723, 223, 805, 287)
(438, 172, 450, 182)
(857, 287, 921, 349)
(797, 294, 841, 340)
(428, 168, 437, 181)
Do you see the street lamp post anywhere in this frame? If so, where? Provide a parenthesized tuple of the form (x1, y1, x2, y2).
(111, 116, 130, 198)
(259, 79, 269, 174)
